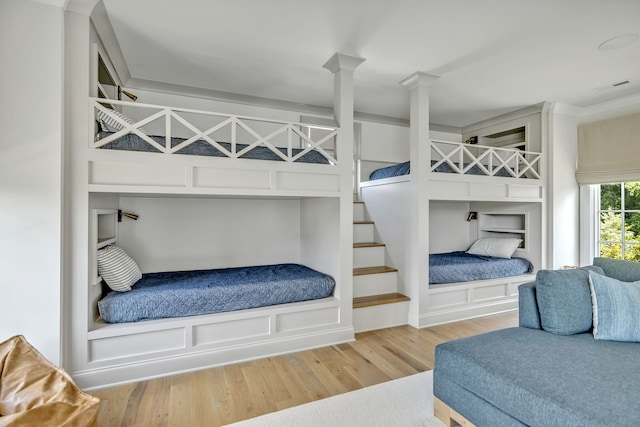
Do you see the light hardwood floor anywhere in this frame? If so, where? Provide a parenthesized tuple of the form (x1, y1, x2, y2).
(91, 311, 518, 426)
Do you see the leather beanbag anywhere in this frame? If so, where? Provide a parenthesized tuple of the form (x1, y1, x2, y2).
(0, 335, 100, 427)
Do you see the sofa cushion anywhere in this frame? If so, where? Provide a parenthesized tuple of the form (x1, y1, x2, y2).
(589, 272, 640, 342)
(434, 327, 640, 427)
(593, 257, 640, 282)
(518, 282, 541, 330)
(535, 266, 604, 335)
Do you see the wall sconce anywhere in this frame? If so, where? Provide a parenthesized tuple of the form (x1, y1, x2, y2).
(122, 90, 138, 101)
(118, 210, 139, 222)
(117, 86, 138, 101)
(467, 212, 477, 221)
(465, 136, 478, 145)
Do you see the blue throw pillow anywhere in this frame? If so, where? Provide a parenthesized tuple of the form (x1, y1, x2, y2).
(589, 272, 640, 342)
(593, 257, 640, 282)
(535, 266, 604, 335)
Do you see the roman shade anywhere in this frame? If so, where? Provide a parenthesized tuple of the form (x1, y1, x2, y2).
(576, 112, 640, 185)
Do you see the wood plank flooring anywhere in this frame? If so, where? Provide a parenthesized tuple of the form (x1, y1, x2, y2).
(91, 311, 518, 426)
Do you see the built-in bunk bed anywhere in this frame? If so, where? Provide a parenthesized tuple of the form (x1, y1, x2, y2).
(71, 44, 360, 389)
(358, 101, 546, 327)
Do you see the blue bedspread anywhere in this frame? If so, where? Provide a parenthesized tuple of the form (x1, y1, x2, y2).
(429, 251, 533, 284)
(98, 263, 335, 323)
(97, 131, 330, 164)
(369, 160, 524, 180)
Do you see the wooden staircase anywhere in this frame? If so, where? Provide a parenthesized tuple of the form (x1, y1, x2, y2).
(352, 201, 410, 332)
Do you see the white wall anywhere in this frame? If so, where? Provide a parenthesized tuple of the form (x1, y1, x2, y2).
(429, 202, 473, 253)
(0, 0, 63, 364)
(116, 196, 302, 273)
(360, 122, 410, 163)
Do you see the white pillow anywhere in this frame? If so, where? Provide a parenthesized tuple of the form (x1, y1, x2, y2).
(96, 108, 146, 134)
(467, 237, 522, 259)
(97, 245, 142, 292)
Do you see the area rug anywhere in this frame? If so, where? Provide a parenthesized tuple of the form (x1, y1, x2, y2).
(226, 371, 442, 426)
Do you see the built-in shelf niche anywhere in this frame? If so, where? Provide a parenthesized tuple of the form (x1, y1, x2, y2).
(478, 212, 528, 250)
(91, 209, 118, 285)
(479, 126, 526, 150)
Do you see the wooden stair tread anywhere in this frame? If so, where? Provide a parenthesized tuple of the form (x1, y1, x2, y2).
(353, 293, 410, 309)
(353, 221, 374, 225)
(353, 266, 397, 276)
(353, 242, 385, 248)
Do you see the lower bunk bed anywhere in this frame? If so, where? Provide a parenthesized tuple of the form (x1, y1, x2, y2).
(79, 257, 348, 390)
(429, 251, 533, 285)
(425, 252, 535, 326)
(98, 263, 335, 323)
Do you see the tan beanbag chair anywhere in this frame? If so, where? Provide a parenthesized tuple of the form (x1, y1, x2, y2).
(0, 335, 99, 427)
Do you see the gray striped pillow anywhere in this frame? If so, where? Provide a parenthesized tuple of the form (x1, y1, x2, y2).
(97, 109, 146, 134)
(97, 245, 142, 292)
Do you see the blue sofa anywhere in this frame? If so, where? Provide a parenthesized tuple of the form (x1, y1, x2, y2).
(433, 258, 640, 426)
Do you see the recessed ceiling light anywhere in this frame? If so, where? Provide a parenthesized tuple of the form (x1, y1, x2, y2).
(598, 33, 639, 51)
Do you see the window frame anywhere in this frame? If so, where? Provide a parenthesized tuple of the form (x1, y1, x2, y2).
(589, 182, 640, 261)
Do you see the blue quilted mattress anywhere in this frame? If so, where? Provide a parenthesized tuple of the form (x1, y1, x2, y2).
(98, 263, 335, 323)
(429, 251, 533, 284)
(97, 131, 330, 164)
(369, 160, 525, 180)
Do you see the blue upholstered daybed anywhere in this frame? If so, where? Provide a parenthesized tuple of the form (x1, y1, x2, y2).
(433, 258, 640, 426)
(98, 263, 335, 323)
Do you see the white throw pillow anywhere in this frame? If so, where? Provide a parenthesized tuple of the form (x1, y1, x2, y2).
(97, 245, 142, 292)
(467, 237, 522, 259)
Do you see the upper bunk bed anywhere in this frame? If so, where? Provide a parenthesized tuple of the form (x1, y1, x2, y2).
(88, 98, 345, 198)
(360, 137, 543, 203)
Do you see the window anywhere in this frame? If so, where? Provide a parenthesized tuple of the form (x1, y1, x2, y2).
(598, 182, 640, 261)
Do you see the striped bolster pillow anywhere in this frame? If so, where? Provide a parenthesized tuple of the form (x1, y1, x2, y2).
(96, 109, 146, 134)
(97, 245, 142, 292)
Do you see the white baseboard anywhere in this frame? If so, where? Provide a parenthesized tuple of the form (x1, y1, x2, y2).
(418, 299, 518, 328)
(74, 327, 354, 390)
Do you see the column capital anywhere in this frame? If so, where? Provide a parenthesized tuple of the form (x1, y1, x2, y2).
(399, 72, 439, 89)
(323, 53, 366, 74)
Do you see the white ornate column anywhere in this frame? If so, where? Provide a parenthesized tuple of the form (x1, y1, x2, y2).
(323, 53, 365, 329)
(400, 71, 438, 328)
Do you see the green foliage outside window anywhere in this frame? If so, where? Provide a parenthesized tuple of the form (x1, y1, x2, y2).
(599, 182, 640, 261)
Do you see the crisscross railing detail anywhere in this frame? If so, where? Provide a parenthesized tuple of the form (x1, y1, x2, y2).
(90, 98, 339, 165)
(430, 139, 541, 179)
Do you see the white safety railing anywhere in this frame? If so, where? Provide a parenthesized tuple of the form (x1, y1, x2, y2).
(90, 98, 339, 165)
(430, 139, 541, 179)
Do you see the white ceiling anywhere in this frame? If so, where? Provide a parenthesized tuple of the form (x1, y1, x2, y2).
(98, 0, 640, 127)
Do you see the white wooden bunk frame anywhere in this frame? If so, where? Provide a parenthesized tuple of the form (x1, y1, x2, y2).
(72, 53, 364, 390)
(89, 98, 342, 198)
(360, 139, 543, 202)
(359, 86, 546, 327)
